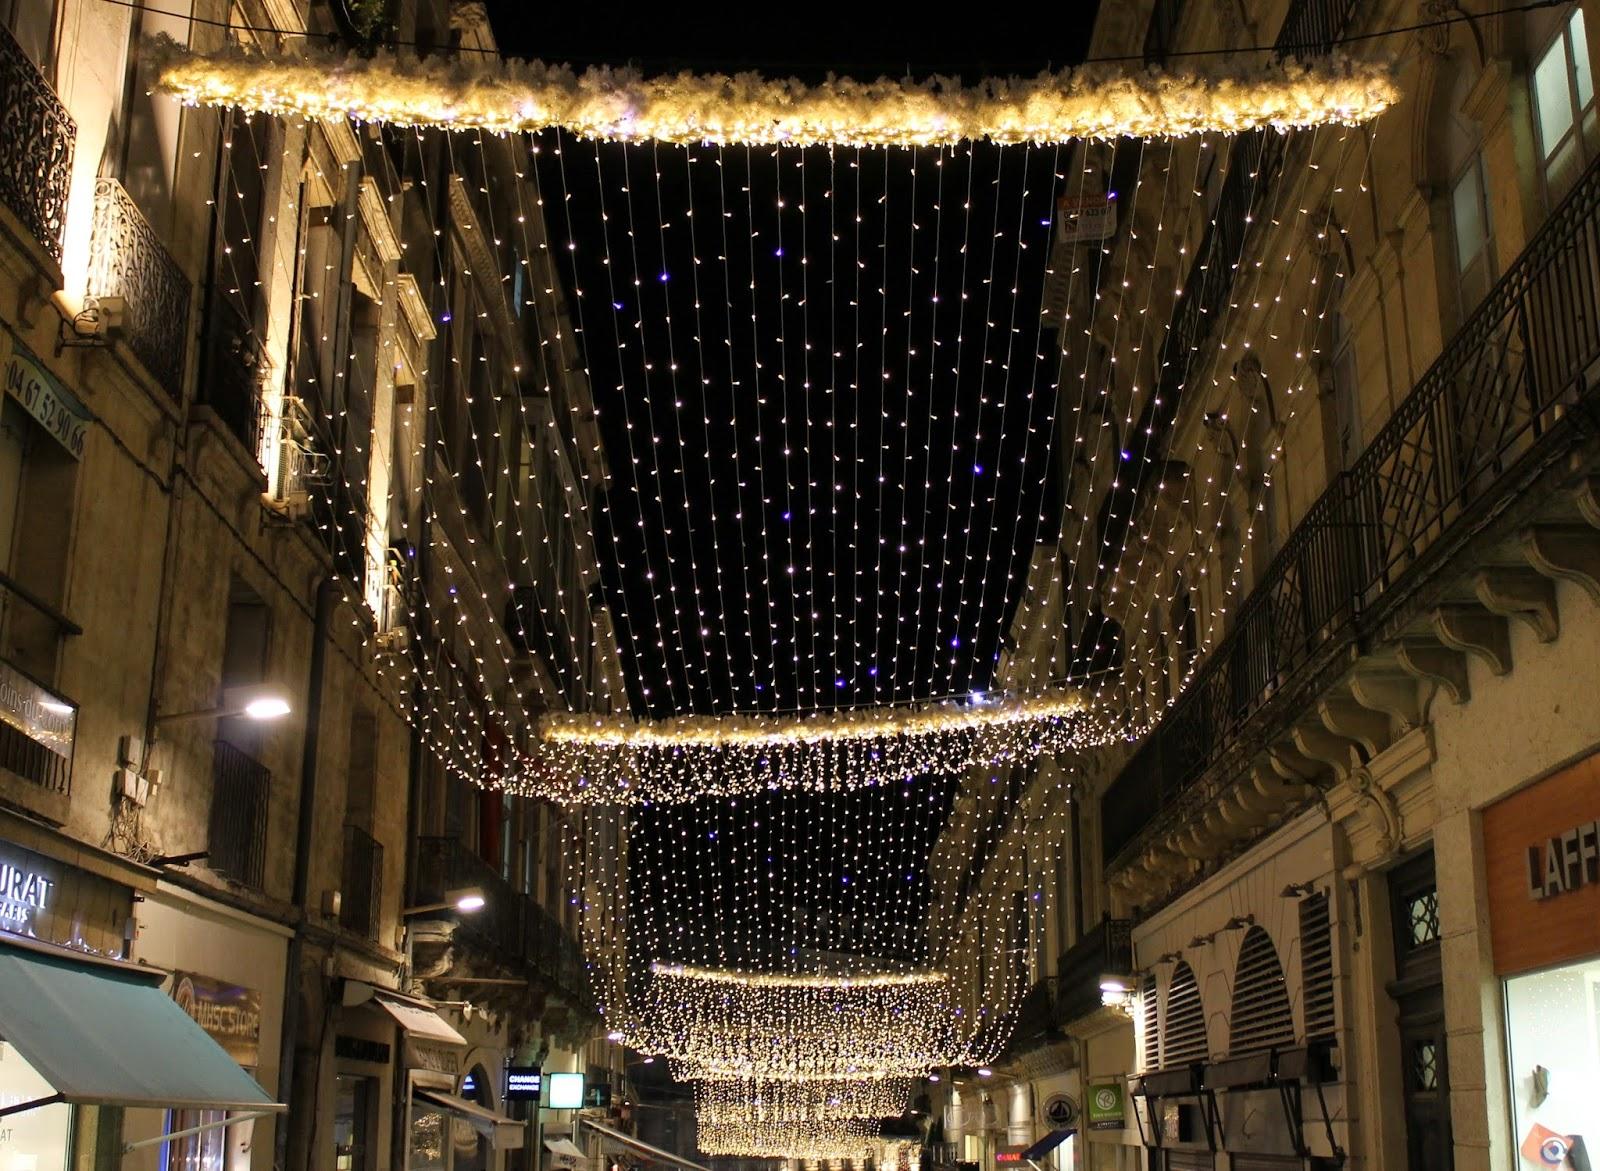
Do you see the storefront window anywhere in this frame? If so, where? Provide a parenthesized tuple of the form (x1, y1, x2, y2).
(0, 1039, 70, 1171)
(1505, 958, 1600, 1164)
(411, 1105, 447, 1171)
(162, 1111, 254, 1171)
(334, 1076, 375, 1171)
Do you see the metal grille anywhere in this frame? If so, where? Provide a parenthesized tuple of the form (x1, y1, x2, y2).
(207, 740, 270, 890)
(339, 823, 384, 940)
(1141, 971, 1161, 1071)
(1298, 892, 1336, 1040)
(87, 178, 192, 401)
(1228, 926, 1295, 1053)
(1162, 961, 1207, 1066)
(0, 21, 73, 264)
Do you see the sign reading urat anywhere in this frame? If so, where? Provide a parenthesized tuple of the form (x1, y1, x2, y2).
(0, 860, 52, 931)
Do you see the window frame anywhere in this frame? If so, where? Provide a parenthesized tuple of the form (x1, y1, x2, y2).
(1530, 6, 1597, 202)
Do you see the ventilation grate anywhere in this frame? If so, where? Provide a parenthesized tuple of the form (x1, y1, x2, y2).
(1228, 925, 1295, 1053)
(1140, 971, 1160, 1071)
(1299, 891, 1336, 1040)
(1162, 961, 1207, 1066)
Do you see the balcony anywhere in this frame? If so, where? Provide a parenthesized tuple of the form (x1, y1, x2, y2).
(414, 836, 595, 1012)
(201, 296, 269, 456)
(339, 823, 385, 941)
(1055, 916, 1133, 1026)
(87, 177, 192, 402)
(208, 739, 270, 890)
(0, 23, 73, 265)
(1104, 148, 1600, 877)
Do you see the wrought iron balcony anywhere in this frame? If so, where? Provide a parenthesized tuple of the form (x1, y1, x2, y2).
(1104, 147, 1600, 872)
(0, 23, 72, 265)
(201, 296, 269, 456)
(208, 739, 271, 890)
(1055, 916, 1133, 1026)
(339, 823, 385, 941)
(88, 177, 192, 401)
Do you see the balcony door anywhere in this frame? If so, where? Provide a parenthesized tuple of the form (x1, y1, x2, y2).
(1386, 850, 1453, 1171)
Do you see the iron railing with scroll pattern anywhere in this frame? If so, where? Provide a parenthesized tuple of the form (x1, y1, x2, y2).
(202, 296, 270, 455)
(88, 177, 192, 402)
(0, 23, 73, 265)
(340, 823, 385, 941)
(1055, 915, 1134, 1025)
(1104, 149, 1600, 871)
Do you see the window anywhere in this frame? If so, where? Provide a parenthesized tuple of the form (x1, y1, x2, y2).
(1228, 926, 1295, 1053)
(333, 1076, 375, 1171)
(163, 1111, 254, 1171)
(1505, 959, 1600, 1159)
(1451, 155, 1495, 312)
(1162, 961, 1207, 1066)
(1533, 7, 1597, 200)
(0, 1040, 70, 1171)
(0, 0, 57, 72)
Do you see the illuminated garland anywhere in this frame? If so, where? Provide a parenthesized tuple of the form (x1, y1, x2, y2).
(694, 1077, 911, 1125)
(530, 690, 1095, 803)
(620, 964, 962, 1080)
(152, 39, 1397, 145)
(696, 1115, 878, 1160)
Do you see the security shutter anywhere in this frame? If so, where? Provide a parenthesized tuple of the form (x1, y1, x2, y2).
(1163, 961, 1207, 1066)
(1141, 971, 1161, 1071)
(1228, 926, 1295, 1053)
(1299, 891, 1336, 1039)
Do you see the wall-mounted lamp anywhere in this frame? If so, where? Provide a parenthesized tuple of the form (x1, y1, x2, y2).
(1188, 932, 1217, 949)
(402, 887, 487, 918)
(1222, 914, 1256, 932)
(1280, 881, 1317, 898)
(1155, 951, 1183, 965)
(1099, 974, 1136, 1013)
(155, 684, 293, 729)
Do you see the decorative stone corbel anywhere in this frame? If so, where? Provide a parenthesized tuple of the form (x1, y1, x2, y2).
(1474, 566, 1559, 642)
(1432, 603, 1511, 675)
(1349, 670, 1422, 731)
(1319, 694, 1392, 759)
(1395, 638, 1470, 704)
(1574, 478, 1600, 531)
(1292, 721, 1359, 781)
(1522, 525, 1600, 605)
(1267, 740, 1327, 786)
(1344, 766, 1403, 864)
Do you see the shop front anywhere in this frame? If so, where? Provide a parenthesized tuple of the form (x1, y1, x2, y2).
(1482, 751, 1600, 1168)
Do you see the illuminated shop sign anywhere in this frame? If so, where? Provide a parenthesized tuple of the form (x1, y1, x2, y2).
(0, 861, 51, 932)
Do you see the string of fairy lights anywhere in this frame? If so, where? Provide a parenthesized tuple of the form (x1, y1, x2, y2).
(172, 43, 1384, 1160)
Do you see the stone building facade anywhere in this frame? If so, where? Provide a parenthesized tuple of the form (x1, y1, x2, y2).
(0, 3, 622, 1171)
(932, 0, 1600, 1169)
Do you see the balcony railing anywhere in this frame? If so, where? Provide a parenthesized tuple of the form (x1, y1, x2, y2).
(340, 823, 384, 940)
(201, 296, 269, 455)
(208, 739, 270, 890)
(414, 836, 595, 1009)
(88, 177, 192, 401)
(0, 23, 73, 264)
(1104, 147, 1600, 870)
(1055, 916, 1133, 1025)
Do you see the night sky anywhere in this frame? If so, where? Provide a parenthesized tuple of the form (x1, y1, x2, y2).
(487, 5, 1101, 972)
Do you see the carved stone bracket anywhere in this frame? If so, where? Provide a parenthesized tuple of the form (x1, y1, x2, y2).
(1319, 694, 1393, 758)
(1433, 603, 1511, 675)
(1522, 525, 1600, 605)
(1396, 638, 1471, 703)
(1292, 720, 1359, 780)
(1349, 670, 1422, 730)
(1474, 566, 1559, 642)
(1575, 478, 1600, 531)
(1344, 766, 1404, 864)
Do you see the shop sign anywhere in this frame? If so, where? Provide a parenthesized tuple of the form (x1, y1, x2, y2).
(171, 972, 261, 1068)
(409, 1040, 460, 1080)
(1057, 194, 1117, 244)
(1525, 819, 1600, 900)
(335, 1034, 391, 1065)
(505, 1065, 541, 1101)
(1042, 1093, 1078, 1129)
(0, 334, 89, 460)
(995, 1146, 1029, 1165)
(1085, 1083, 1124, 1131)
(1483, 754, 1600, 975)
(0, 659, 76, 778)
(0, 859, 52, 934)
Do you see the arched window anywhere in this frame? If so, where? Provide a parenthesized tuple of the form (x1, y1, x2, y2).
(1162, 961, 1207, 1066)
(1228, 926, 1296, 1053)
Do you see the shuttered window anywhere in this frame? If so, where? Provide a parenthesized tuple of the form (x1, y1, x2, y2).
(1299, 892, 1336, 1040)
(1228, 926, 1295, 1053)
(1163, 961, 1207, 1066)
(1140, 971, 1160, 1071)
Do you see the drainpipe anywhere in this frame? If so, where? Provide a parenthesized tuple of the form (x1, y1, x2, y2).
(276, 576, 336, 1171)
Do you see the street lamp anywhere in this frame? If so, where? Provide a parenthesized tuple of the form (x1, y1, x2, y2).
(154, 684, 294, 728)
(402, 887, 488, 917)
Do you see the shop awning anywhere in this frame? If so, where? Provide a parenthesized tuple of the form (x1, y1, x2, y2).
(545, 1138, 588, 1160)
(414, 1088, 523, 1148)
(580, 1118, 712, 1171)
(345, 982, 467, 1048)
(0, 933, 281, 1116)
(1021, 1129, 1075, 1161)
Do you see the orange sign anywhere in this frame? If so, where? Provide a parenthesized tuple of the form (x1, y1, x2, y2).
(1482, 751, 1600, 975)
